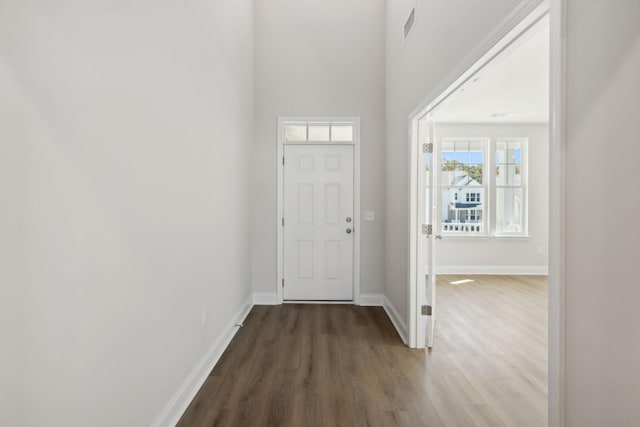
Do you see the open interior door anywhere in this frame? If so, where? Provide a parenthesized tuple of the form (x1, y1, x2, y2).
(418, 116, 437, 348)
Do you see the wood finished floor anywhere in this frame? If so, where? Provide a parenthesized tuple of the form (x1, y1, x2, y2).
(177, 275, 548, 427)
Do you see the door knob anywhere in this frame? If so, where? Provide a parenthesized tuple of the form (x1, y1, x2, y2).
(346, 217, 352, 223)
(346, 228, 352, 234)
(435, 235, 443, 240)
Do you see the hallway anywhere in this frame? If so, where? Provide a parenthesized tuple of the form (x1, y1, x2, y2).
(178, 276, 547, 426)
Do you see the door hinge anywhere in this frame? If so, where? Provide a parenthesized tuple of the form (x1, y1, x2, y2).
(282, 156, 285, 166)
(421, 305, 432, 316)
(282, 279, 285, 287)
(282, 217, 284, 226)
(422, 224, 432, 235)
(423, 143, 433, 153)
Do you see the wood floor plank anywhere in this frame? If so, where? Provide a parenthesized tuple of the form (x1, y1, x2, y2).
(463, 403, 506, 427)
(176, 275, 548, 427)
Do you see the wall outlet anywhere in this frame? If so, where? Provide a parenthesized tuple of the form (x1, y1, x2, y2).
(200, 309, 207, 327)
(537, 246, 543, 254)
(364, 211, 375, 221)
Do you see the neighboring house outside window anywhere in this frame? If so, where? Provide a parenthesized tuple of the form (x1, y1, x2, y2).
(441, 139, 486, 234)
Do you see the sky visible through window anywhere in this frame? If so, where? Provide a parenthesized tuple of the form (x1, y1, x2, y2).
(441, 151, 484, 163)
(436, 148, 521, 164)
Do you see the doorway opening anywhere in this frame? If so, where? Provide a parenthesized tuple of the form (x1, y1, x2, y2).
(408, 3, 557, 423)
(409, 0, 552, 348)
(276, 117, 361, 303)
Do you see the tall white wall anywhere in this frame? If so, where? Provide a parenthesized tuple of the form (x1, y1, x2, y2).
(564, 1, 640, 425)
(434, 123, 549, 274)
(0, 62, 27, 426)
(252, 0, 386, 297)
(0, 1, 254, 425)
(384, 0, 523, 327)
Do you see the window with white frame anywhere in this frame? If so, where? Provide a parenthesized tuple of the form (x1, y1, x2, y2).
(440, 139, 486, 234)
(495, 139, 526, 234)
(438, 137, 528, 236)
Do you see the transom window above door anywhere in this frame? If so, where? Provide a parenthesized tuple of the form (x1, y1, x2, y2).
(284, 123, 354, 143)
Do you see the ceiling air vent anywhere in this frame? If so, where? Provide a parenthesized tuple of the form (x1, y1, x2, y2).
(404, 7, 416, 41)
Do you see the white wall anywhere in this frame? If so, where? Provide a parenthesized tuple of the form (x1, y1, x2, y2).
(384, 0, 524, 326)
(252, 0, 386, 298)
(0, 62, 27, 426)
(434, 123, 549, 274)
(564, 1, 640, 425)
(0, 0, 254, 425)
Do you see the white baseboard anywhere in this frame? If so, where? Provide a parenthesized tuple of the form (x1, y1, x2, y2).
(253, 292, 279, 305)
(435, 265, 548, 275)
(151, 297, 253, 427)
(383, 296, 408, 345)
(358, 293, 384, 306)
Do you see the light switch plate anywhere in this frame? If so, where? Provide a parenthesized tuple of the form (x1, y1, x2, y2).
(364, 211, 375, 221)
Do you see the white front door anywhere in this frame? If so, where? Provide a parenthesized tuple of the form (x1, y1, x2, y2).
(283, 144, 354, 300)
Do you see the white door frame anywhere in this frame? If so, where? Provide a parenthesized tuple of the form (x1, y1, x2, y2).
(407, 0, 565, 425)
(276, 117, 361, 304)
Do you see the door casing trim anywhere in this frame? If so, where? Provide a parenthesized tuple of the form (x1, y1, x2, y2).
(276, 117, 361, 304)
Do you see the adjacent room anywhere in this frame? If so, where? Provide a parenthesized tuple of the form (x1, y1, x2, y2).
(408, 12, 551, 423)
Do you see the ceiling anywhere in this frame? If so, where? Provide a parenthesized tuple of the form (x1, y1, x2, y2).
(431, 17, 549, 124)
